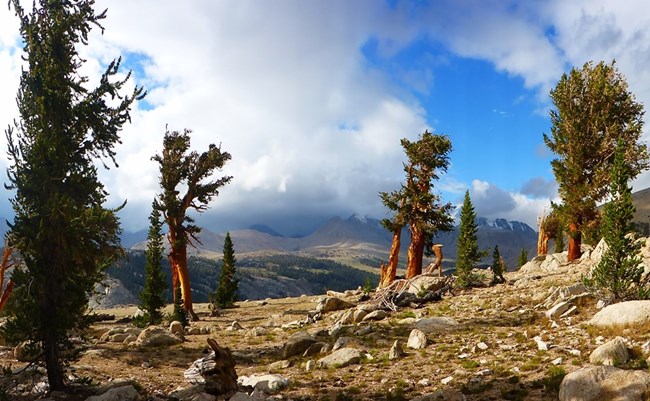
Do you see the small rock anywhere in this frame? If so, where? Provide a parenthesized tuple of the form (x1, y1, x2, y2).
(595, 336, 605, 345)
(85, 385, 139, 401)
(534, 336, 549, 351)
(441, 376, 453, 385)
(169, 321, 184, 337)
(589, 336, 629, 366)
(418, 378, 430, 386)
(226, 321, 244, 331)
(407, 329, 427, 349)
(552, 357, 563, 365)
(238, 374, 288, 393)
(476, 342, 489, 351)
(362, 310, 388, 321)
(316, 297, 355, 313)
(135, 327, 183, 347)
(560, 305, 578, 318)
(353, 309, 368, 323)
(282, 331, 316, 358)
(305, 360, 316, 371)
(414, 317, 459, 333)
(545, 301, 571, 319)
(477, 369, 491, 376)
(317, 347, 362, 368)
(389, 340, 405, 360)
(569, 349, 581, 356)
(333, 336, 351, 351)
(269, 360, 291, 370)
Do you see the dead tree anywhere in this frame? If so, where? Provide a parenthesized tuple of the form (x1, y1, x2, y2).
(537, 208, 549, 256)
(424, 244, 444, 276)
(0, 243, 15, 312)
(184, 338, 238, 396)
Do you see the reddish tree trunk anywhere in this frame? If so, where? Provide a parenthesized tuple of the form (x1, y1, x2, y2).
(406, 226, 425, 279)
(426, 244, 444, 276)
(380, 229, 401, 288)
(567, 222, 582, 261)
(169, 229, 199, 321)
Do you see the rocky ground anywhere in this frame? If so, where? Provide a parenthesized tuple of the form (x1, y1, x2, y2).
(3, 239, 650, 400)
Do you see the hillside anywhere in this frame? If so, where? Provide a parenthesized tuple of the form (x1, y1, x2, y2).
(5, 240, 650, 400)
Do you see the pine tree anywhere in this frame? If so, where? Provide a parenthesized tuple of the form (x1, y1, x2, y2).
(583, 139, 647, 301)
(491, 245, 505, 284)
(518, 248, 528, 268)
(153, 128, 232, 321)
(172, 286, 189, 327)
(544, 61, 648, 261)
(2, 0, 143, 390)
(138, 201, 167, 326)
(455, 191, 483, 287)
(379, 131, 454, 286)
(214, 233, 238, 309)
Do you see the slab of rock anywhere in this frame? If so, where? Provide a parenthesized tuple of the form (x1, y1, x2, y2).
(85, 385, 139, 401)
(316, 297, 354, 313)
(559, 365, 650, 401)
(406, 276, 449, 295)
(317, 347, 362, 368)
(238, 374, 288, 393)
(545, 301, 571, 319)
(282, 331, 316, 358)
(589, 300, 650, 327)
(589, 337, 629, 366)
(136, 327, 183, 347)
(414, 317, 459, 333)
(407, 329, 427, 349)
(332, 336, 351, 351)
(362, 310, 388, 321)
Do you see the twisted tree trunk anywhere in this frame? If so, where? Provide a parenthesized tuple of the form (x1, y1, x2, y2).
(380, 229, 401, 288)
(406, 225, 425, 279)
(169, 228, 199, 321)
(567, 222, 582, 261)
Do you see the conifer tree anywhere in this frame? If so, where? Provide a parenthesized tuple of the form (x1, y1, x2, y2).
(214, 232, 238, 309)
(517, 248, 528, 268)
(2, 0, 143, 390)
(455, 191, 483, 287)
(138, 201, 167, 325)
(379, 131, 454, 285)
(491, 245, 505, 284)
(584, 139, 648, 301)
(153, 128, 232, 320)
(545, 61, 648, 261)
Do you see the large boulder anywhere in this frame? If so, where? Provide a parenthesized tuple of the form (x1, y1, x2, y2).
(589, 337, 629, 366)
(136, 326, 183, 347)
(559, 366, 650, 401)
(414, 317, 459, 334)
(317, 347, 362, 369)
(407, 329, 428, 349)
(589, 301, 650, 327)
(282, 331, 316, 358)
(316, 297, 354, 313)
(406, 276, 450, 295)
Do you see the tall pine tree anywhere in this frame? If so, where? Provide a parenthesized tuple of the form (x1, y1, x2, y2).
(2, 0, 143, 390)
(584, 139, 647, 301)
(214, 232, 238, 309)
(517, 248, 528, 268)
(455, 191, 483, 287)
(138, 201, 167, 325)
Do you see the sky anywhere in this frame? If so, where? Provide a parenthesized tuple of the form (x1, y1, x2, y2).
(1, 1, 650, 237)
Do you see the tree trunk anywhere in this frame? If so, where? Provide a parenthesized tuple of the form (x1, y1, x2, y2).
(425, 244, 444, 276)
(380, 229, 401, 288)
(567, 222, 582, 261)
(43, 313, 65, 390)
(406, 226, 425, 279)
(169, 242, 199, 321)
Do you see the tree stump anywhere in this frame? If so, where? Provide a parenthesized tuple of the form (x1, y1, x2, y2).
(184, 338, 238, 397)
(424, 244, 444, 276)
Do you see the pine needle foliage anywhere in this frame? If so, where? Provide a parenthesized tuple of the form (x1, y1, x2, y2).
(583, 139, 649, 301)
(214, 232, 238, 309)
(455, 191, 484, 287)
(137, 201, 167, 326)
(2, 0, 143, 390)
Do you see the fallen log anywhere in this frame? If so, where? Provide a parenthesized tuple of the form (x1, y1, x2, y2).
(370, 274, 454, 311)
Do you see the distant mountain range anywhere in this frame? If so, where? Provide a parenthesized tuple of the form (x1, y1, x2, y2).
(131, 213, 538, 271)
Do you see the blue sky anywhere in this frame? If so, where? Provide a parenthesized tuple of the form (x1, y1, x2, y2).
(1, 1, 650, 236)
